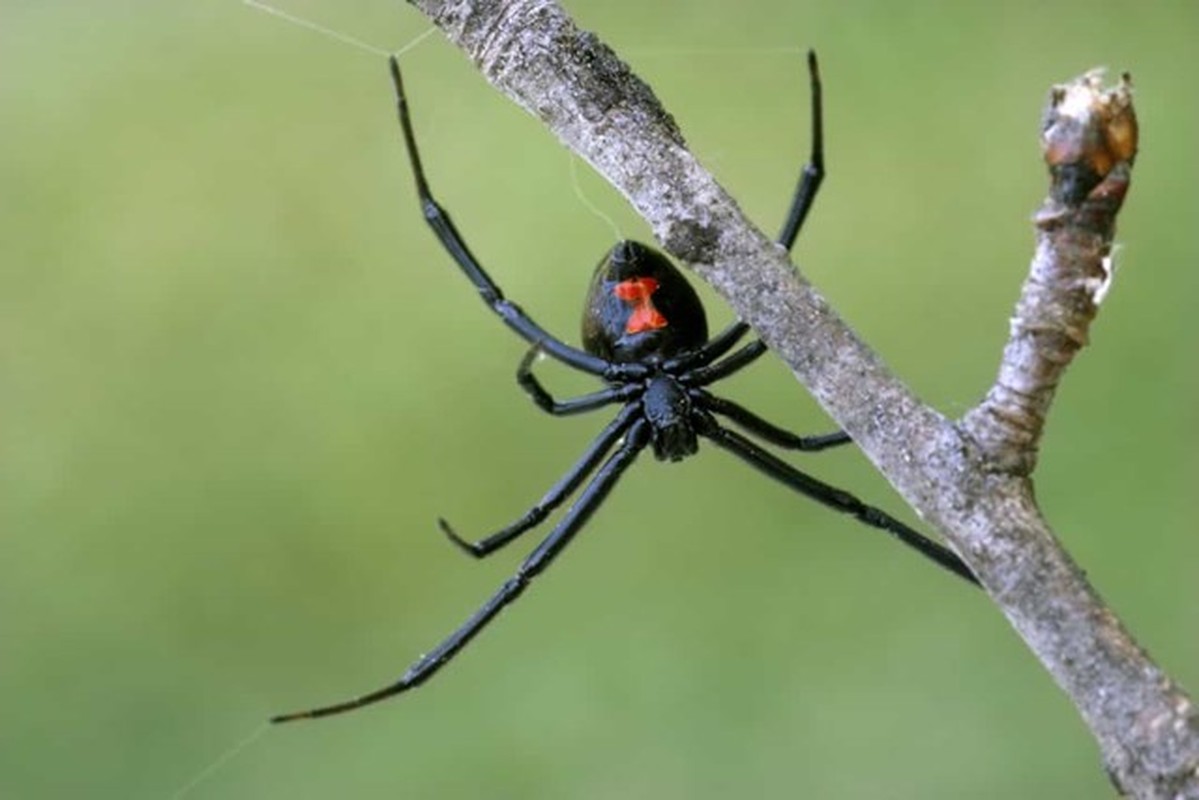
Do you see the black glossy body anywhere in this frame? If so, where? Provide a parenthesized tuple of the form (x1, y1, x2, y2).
(641, 374, 698, 462)
(270, 53, 979, 725)
(583, 239, 710, 461)
(581, 240, 709, 364)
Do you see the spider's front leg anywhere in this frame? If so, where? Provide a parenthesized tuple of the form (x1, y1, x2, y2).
(272, 420, 651, 723)
(438, 348, 644, 558)
(439, 404, 639, 558)
(690, 388, 849, 452)
(692, 410, 978, 586)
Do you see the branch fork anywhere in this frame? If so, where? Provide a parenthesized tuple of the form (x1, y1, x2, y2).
(404, 2, 1197, 795)
(963, 69, 1138, 474)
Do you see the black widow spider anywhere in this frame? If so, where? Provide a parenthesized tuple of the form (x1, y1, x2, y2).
(272, 51, 978, 724)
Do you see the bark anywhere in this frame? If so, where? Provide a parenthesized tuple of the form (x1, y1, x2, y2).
(404, 1, 1199, 795)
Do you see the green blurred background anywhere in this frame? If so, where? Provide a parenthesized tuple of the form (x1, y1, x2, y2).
(3, 2, 1197, 798)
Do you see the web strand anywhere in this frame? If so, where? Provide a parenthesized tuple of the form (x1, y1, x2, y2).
(569, 155, 625, 243)
(166, 722, 269, 800)
(242, 0, 437, 60)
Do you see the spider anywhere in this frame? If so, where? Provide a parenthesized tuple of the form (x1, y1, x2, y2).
(271, 51, 978, 724)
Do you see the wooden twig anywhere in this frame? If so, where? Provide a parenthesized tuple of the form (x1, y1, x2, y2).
(405, 1, 1199, 795)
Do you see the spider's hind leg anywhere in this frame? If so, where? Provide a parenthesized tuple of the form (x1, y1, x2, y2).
(387, 57, 619, 379)
(678, 50, 828, 373)
(777, 49, 826, 251)
(516, 347, 641, 416)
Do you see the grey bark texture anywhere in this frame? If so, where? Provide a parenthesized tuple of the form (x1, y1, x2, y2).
(405, 1, 1199, 796)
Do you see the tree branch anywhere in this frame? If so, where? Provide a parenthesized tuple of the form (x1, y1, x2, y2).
(404, 1, 1199, 795)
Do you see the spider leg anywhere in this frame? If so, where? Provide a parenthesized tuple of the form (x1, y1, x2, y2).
(691, 388, 849, 451)
(777, 49, 825, 251)
(682, 340, 768, 387)
(663, 321, 751, 372)
(388, 58, 637, 381)
(669, 50, 826, 372)
(517, 347, 642, 416)
(440, 403, 640, 558)
(271, 420, 651, 723)
(693, 411, 978, 586)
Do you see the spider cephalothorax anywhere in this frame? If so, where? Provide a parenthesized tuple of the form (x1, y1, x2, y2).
(271, 52, 978, 725)
(583, 240, 711, 461)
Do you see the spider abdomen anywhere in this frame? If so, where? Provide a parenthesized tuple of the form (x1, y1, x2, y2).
(581, 241, 709, 364)
(642, 376, 698, 462)
(269, 55, 980, 726)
